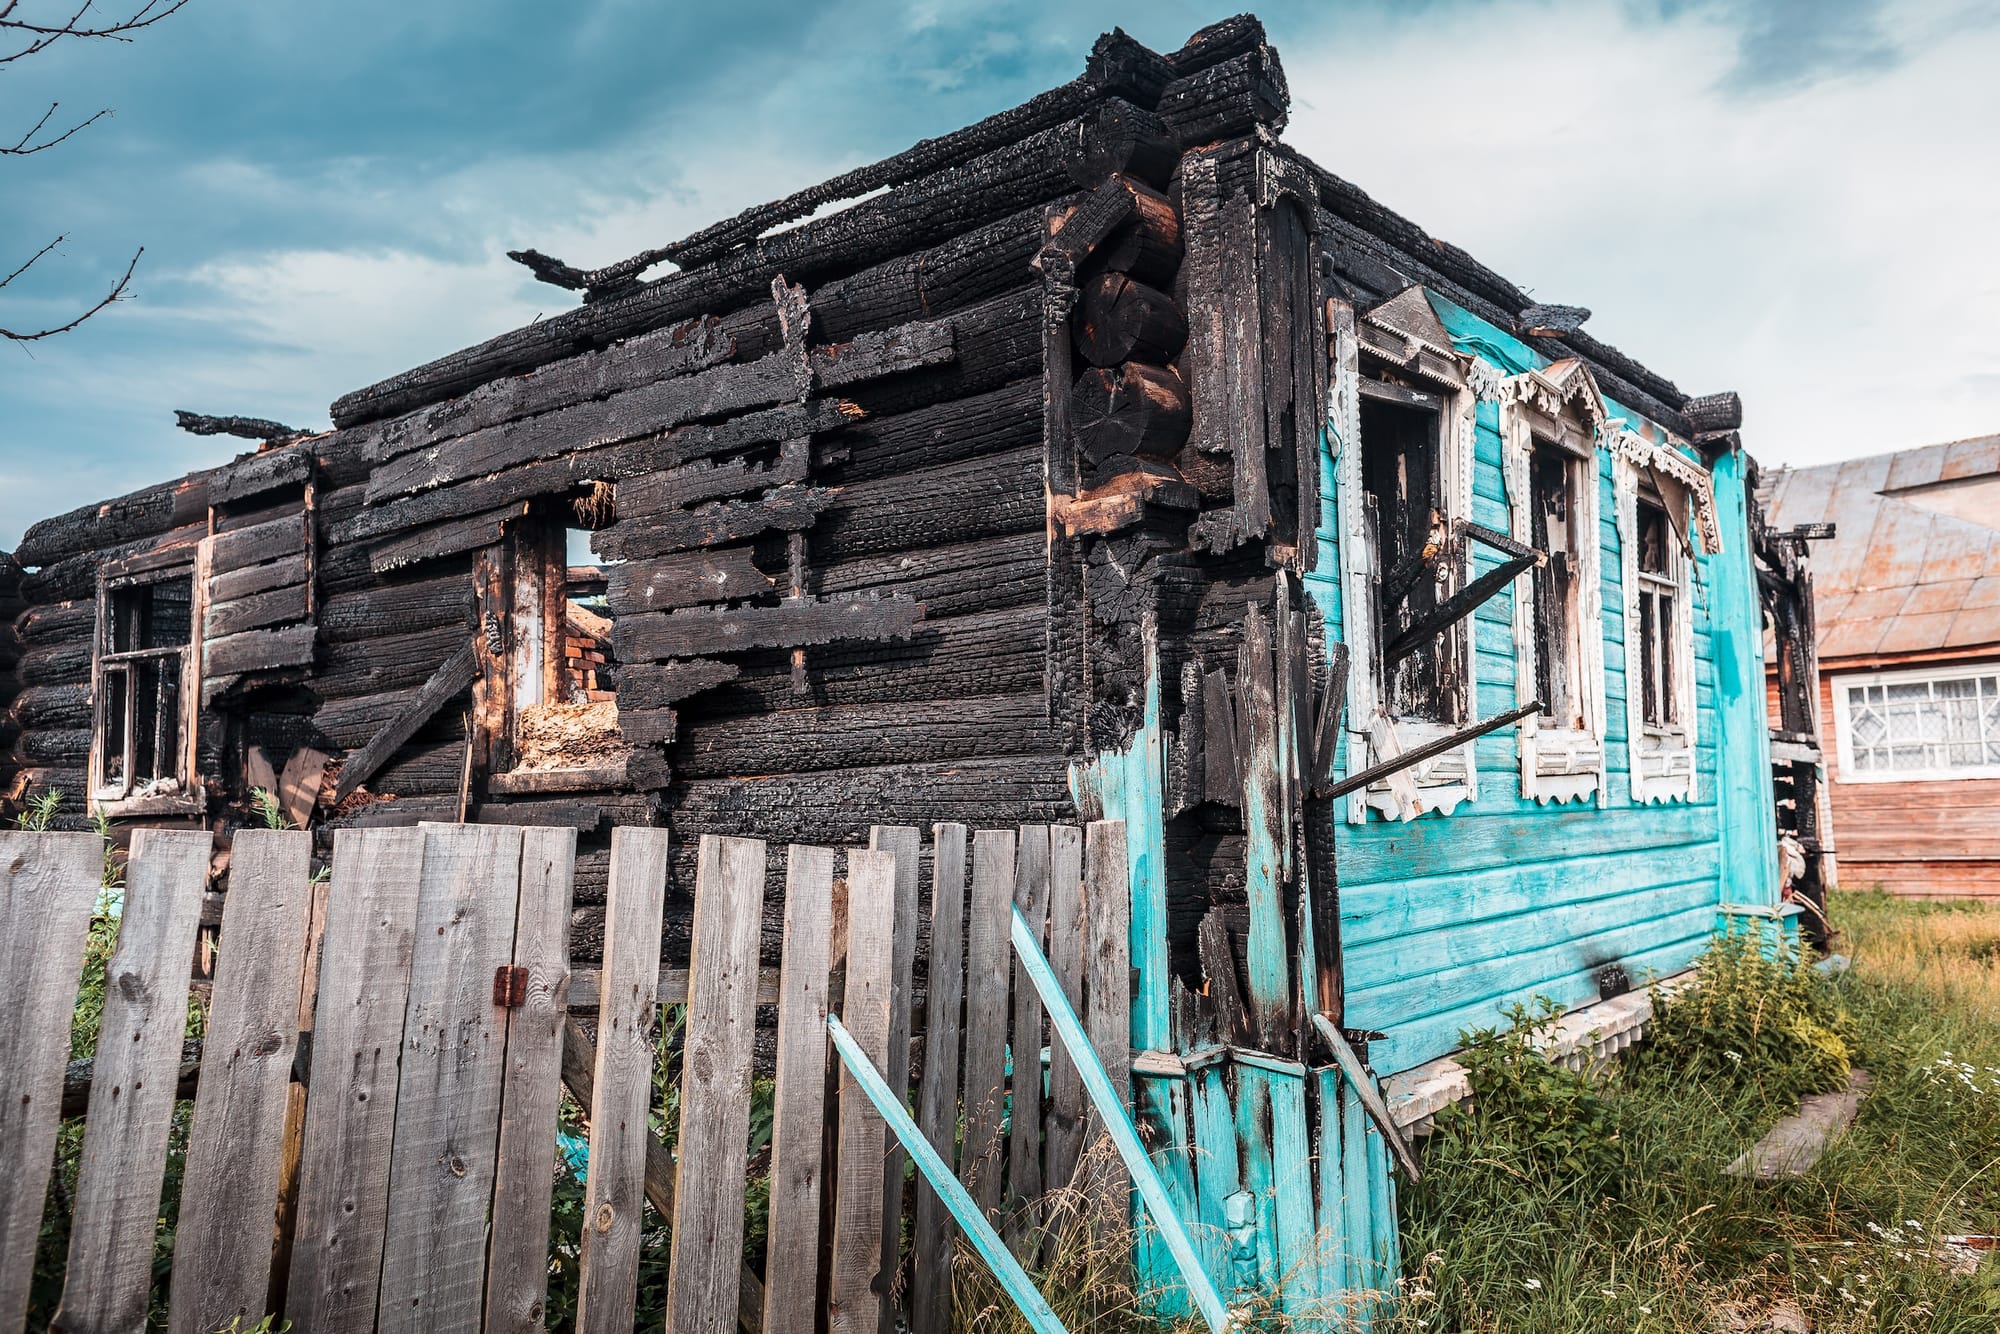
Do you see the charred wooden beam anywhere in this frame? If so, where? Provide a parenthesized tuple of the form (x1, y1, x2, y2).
(592, 485, 834, 563)
(174, 411, 310, 443)
(506, 244, 674, 303)
(1066, 98, 1177, 190)
(1075, 272, 1188, 367)
(1156, 43, 1289, 146)
(1070, 361, 1192, 465)
(202, 625, 315, 681)
(605, 549, 776, 613)
(210, 444, 314, 507)
(1682, 390, 1744, 434)
(332, 641, 478, 803)
(1381, 551, 1537, 668)
(613, 595, 922, 663)
(1514, 304, 1590, 339)
(1317, 701, 1542, 801)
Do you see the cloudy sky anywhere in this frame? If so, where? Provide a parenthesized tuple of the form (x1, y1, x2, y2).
(3, 0, 1997, 547)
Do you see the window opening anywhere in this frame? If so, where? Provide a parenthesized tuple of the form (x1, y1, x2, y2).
(96, 570, 197, 803)
(1360, 386, 1461, 726)
(1635, 495, 1678, 730)
(503, 497, 626, 776)
(1528, 440, 1585, 729)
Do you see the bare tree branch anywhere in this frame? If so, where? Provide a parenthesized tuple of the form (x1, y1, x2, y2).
(1, 245, 139, 342)
(0, 234, 66, 289)
(5, 101, 111, 154)
(1, 0, 191, 63)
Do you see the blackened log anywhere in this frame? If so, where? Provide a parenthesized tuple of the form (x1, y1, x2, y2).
(810, 445, 1046, 560)
(815, 530, 1045, 617)
(663, 754, 1073, 843)
(210, 443, 314, 506)
(204, 584, 309, 639)
(210, 553, 308, 605)
(673, 694, 1055, 778)
(605, 549, 776, 614)
(209, 512, 306, 574)
(810, 206, 1049, 346)
(213, 495, 307, 537)
(319, 575, 478, 644)
(320, 794, 459, 829)
(471, 797, 614, 833)
(1167, 14, 1268, 74)
(370, 736, 476, 797)
(618, 708, 677, 747)
(834, 291, 1041, 422)
(590, 485, 833, 563)
(313, 687, 427, 750)
(17, 638, 92, 688)
(364, 316, 734, 465)
(21, 525, 204, 603)
(810, 317, 956, 390)
(1156, 45, 1289, 146)
(613, 596, 922, 664)
(333, 642, 479, 802)
(615, 660, 743, 712)
(1084, 181, 1184, 288)
(14, 474, 211, 570)
(615, 438, 811, 517)
(1066, 98, 1177, 190)
(7, 767, 87, 804)
(1683, 391, 1744, 434)
(14, 599, 94, 647)
(1075, 272, 1188, 367)
(315, 623, 488, 703)
(1083, 29, 1175, 105)
(1070, 362, 1192, 464)
(19, 727, 90, 766)
(9, 683, 91, 730)
(367, 503, 527, 573)
(1515, 304, 1590, 338)
(203, 626, 316, 679)
(819, 378, 1039, 485)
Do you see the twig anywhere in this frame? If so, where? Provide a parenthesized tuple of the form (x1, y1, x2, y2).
(4, 101, 110, 154)
(0, 244, 139, 341)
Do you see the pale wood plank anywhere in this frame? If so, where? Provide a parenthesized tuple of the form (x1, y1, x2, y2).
(169, 829, 315, 1334)
(1005, 826, 1052, 1252)
(760, 844, 835, 1334)
(666, 836, 769, 1334)
(1082, 821, 1131, 1206)
(52, 828, 210, 1334)
(267, 870, 332, 1320)
(866, 822, 920, 1328)
(286, 828, 427, 1334)
(375, 825, 525, 1334)
(1042, 824, 1087, 1194)
(959, 830, 1015, 1221)
(0, 831, 104, 1334)
(483, 828, 578, 1334)
(827, 849, 898, 1334)
(906, 822, 967, 1334)
(575, 826, 670, 1334)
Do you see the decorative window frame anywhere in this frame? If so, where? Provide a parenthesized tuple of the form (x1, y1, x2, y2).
(1830, 661, 2000, 783)
(1497, 360, 1609, 806)
(1329, 289, 1481, 823)
(1609, 426, 1701, 804)
(90, 549, 209, 818)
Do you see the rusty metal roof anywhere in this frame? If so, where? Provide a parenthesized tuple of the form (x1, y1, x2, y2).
(1762, 433, 2000, 661)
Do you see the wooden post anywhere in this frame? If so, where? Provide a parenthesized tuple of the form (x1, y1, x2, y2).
(827, 849, 898, 1333)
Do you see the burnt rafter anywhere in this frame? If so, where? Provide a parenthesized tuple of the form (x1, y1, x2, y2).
(1317, 701, 1543, 802)
(1380, 521, 1542, 668)
(174, 411, 312, 444)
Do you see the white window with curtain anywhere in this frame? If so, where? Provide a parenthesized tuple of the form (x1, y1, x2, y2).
(1834, 665, 2000, 782)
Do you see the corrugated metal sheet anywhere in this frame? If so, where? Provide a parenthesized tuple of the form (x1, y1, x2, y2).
(1763, 433, 2000, 659)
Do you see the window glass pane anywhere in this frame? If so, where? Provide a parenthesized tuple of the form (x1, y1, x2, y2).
(133, 658, 162, 782)
(102, 665, 128, 788)
(142, 578, 193, 651)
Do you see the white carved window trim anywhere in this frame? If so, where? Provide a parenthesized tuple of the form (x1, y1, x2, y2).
(1498, 363, 1609, 806)
(1611, 432, 1699, 804)
(1329, 294, 1480, 823)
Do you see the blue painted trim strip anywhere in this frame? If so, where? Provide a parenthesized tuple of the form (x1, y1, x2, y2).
(826, 1013, 1069, 1334)
(1008, 905, 1235, 1334)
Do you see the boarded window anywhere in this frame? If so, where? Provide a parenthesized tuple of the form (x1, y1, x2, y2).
(95, 569, 198, 803)
(1360, 386, 1461, 725)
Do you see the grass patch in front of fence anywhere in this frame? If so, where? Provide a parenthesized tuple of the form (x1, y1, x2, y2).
(1385, 892, 2000, 1333)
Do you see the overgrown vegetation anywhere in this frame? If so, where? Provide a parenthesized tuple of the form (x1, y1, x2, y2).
(1389, 897, 2000, 1332)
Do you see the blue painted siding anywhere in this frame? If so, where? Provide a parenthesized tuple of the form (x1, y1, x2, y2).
(1325, 296, 1772, 1075)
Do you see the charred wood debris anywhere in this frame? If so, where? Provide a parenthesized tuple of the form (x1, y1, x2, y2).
(1, 15, 1778, 997)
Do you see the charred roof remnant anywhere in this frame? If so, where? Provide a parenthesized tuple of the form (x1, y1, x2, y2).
(173, 411, 314, 445)
(1514, 303, 1591, 338)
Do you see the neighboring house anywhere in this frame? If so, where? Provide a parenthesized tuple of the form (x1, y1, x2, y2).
(1, 16, 1801, 1311)
(1764, 436, 2000, 899)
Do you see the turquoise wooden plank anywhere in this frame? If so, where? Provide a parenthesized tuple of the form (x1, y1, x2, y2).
(1339, 1084, 1384, 1325)
(1337, 804, 1712, 884)
(1266, 1070, 1320, 1318)
(1311, 1069, 1350, 1307)
(1185, 1064, 1240, 1288)
(1007, 906, 1232, 1334)
(825, 1015, 1069, 1334)
(1707, 445, 1780, 909)
(1229, 1069, 1277, 1297)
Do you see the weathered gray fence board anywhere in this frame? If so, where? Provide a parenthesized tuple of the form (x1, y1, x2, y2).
(828, 849, 898, 1334)
(287, 828, 428, 1334)
(761, 844, 835, 1334)
(960, 829, 1015, 1220)
(169, 829, 316, 1334)
(0, 831, 104, 1334)
(667, 835, 769, 1334)
(1043, 823, 1087, 1194)
(576, 826, 671, 1334)
(866, 822, 920, 1328)
(52, 828, 210, 1334)
(376, 825, 525, 1334)
(1005, 825, 1052, 1250)
(484, 827, 578, 1334)
(1083, 820, 1132, 1201)
(908, 822, 968, 1334)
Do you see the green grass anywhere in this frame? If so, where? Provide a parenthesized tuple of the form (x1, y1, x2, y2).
(1385, 891, 2000, 1332)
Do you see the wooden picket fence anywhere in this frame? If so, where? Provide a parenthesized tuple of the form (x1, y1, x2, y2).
(0, 817, 1134, 1334)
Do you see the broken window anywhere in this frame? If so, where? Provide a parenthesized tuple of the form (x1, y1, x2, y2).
(93, 563, 202, 811)
(1634, 497, 1677, 729)
(1359, 386, 1461, 725)
(1528, 439, 1586, 730)
(1613, 432, 1700, 804)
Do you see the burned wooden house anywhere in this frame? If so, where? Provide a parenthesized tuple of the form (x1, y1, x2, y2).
(2, 14, 1813, 1315)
